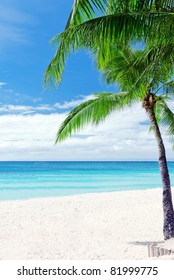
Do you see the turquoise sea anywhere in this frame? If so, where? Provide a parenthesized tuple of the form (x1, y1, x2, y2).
(0, 161, 174, 200)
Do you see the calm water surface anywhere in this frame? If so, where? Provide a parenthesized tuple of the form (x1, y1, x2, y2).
(0, 161, 174, 200)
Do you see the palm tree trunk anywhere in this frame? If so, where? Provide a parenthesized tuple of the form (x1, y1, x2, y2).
(147, 105, 174, 240)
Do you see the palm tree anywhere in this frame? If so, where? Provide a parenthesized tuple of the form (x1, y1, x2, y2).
(44, 0, 174, 240)
(54, 47, 174, 240)
(44, 0, 174, 87)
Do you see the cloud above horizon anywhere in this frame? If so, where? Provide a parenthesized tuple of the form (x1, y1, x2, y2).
(0, 95, 95, 115)
(0, 103, 173, 161)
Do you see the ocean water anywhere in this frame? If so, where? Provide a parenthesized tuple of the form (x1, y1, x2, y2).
(0, 161, 174, 200)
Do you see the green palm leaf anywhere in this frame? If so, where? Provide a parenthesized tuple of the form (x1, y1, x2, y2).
(161, 103, 174, 135)
(65, 0, 107, 28)
(45, 0, 174, 87)
(44, 11, 173, 86)
(56, 91, 139, 142)
(154, 98, 174, 140)
(100, 47, 149, 90)
(160, 80, 174, 94)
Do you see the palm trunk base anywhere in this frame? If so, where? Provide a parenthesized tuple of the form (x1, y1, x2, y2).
(163, 189, 174, 240)
(163, 220, 174, 240)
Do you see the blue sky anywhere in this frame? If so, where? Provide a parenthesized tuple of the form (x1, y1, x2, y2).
(0, 0, 173, 161)
(0, 0, 115, 110)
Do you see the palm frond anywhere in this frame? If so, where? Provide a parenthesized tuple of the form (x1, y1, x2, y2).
(154, 99, 164, 124)
(100, 47, 149, 90)
(44, 11, 173, 87)
(149, 41, 174, 90)
(157, 80, 174, 95)
(106, 0, 174, 14)
(119, 41, 174, 95)
(44, 39, 68, 88)
(56, 91, 140, 142)
(154, 98, 174, 143)
(65, 0, 107, 28)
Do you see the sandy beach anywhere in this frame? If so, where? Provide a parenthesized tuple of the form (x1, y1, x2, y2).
(0, 188, 173, 260)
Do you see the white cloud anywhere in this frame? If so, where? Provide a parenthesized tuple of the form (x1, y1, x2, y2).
(0, 105, 173, 161)
(0, 95, 94, 114)
(54, 95, 94, 109)
(0, 105, 32, 112)
(0, 82, 6, 88)
(0, 104, 54, 114)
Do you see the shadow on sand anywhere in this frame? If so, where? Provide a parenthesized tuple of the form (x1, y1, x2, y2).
(128, 240, 164, 246)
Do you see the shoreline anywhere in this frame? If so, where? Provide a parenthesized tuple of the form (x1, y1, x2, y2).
(0, 186, 165, 203)
(0, 188, 173, 260)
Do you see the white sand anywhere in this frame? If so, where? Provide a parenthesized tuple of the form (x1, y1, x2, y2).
(0, 188, 173, 260)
